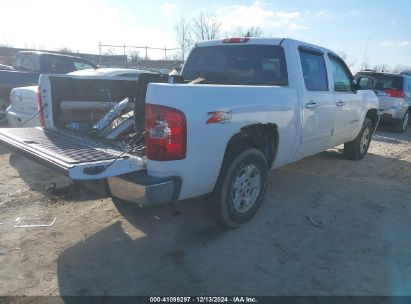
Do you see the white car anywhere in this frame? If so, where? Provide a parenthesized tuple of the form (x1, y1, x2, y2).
(6, 68, 156, 127)
(0, 38, 379, 228)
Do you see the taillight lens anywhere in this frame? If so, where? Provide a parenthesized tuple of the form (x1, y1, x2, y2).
(36, 87, 44, 127)
(384, 89, 405, 98)
(145, 104, 186, 161)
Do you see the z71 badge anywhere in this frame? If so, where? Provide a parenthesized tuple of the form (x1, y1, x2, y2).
(206, 111, 232, 124)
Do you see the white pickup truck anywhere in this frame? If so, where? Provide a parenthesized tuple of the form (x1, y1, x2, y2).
(0, 38, 379, 228)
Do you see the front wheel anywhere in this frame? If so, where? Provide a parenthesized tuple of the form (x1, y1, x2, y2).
(344, 118, 373, 161)
(205, 147, 268, 228)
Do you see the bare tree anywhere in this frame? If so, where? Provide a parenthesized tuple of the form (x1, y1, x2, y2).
(392, 65, 411, 74)
(128, 50, 141, 65)
(192, 11, 222, 41)
(175, 16, 194, 60)
(230, 26, 263, 37)
(0, 42, 12, 47)
(58, 47, 73, 54)
(372, 64, 392, 73)
(245, 26, 263, 37)
(103, 48, 116, 56)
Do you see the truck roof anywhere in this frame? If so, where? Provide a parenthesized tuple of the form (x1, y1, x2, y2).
(195, 37, 338, 57)
(17, 50, 92, 61)
(356, 70, 408, 78)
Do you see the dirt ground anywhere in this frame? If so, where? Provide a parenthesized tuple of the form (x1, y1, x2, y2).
(0, 125, 411, 297)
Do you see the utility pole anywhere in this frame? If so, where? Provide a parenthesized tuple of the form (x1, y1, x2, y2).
(123, 43, 127, 67)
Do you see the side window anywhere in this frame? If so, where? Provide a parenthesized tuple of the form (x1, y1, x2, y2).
(21, 55, 40, 72)
(299, 50, 328, 91)
(329, 56, 352, 92)
(47, 56, 71, 73)
(14, 54, 24, 69)
(73, 61, 95, 70)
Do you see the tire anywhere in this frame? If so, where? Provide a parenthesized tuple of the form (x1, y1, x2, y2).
(393, 111, 409, 133)
(205, 147, 268, 228)
(344, 118, 373, 161)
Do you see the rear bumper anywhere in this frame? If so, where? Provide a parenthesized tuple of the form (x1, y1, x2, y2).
(378, 106, 408, 121)
(107, 171, 181, 206)
(379, 113, 403, 124)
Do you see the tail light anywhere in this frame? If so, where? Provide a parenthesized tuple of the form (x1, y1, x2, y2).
(36, 87, 44, 127)
(145, 104, 186, 161)
(384, 89, 405, 98)
(222, 37, 250, 43)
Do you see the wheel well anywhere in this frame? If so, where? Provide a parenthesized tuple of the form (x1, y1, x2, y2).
(366, 109, 379, 130)
(224, 123, 278, 168)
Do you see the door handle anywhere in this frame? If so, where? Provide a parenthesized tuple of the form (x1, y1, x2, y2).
(305, 101, 318, 109)
(336, 100, 345, 106)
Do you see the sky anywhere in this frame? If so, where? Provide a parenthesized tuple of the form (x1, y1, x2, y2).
(1, 0, 410, 71)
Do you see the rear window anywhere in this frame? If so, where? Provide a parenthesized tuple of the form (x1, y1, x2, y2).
(182, 45, 288, 86)
(356, 73, 403, 90)
(45, 56, 95, 74)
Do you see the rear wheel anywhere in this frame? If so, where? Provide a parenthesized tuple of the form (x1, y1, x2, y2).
(394, 110, 409, 133)
(344, 118, 373, 160)
(205, 147, 268, 228)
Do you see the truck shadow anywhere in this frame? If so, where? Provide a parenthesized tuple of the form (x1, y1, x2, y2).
(7, 152, 103, 202)
(56, 151, 411, 297)
(0, 145, 7, 155)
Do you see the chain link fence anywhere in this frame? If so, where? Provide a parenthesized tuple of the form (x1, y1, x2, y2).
(0, 44, 184, 72)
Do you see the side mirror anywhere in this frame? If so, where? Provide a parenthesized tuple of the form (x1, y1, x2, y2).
(357, 77, 374, 90)
(352, 81, 360, 92)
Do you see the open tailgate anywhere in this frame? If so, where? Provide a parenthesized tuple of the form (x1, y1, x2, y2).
(0, 127, 145, 180)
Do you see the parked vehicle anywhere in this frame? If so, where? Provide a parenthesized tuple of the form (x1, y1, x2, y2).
(0, 38, 379, 228)
(355, 71, 411, 133)
(0, 51, 97, 123)
(6, 68, 156, 128)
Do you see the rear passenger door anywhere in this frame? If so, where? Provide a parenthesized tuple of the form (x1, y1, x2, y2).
(298, 48, 334, 153)
(328, 55, 362, 144)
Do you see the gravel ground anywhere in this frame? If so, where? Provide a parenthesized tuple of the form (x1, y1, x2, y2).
(0, 125, 410, 297)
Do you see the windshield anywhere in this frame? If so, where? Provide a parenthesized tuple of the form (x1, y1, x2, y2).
(182, 45, 288, 86)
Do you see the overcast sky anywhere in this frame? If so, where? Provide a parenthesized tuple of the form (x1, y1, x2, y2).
(1, 0, 410, 71)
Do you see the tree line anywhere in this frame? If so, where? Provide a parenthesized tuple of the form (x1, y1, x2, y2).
(174, 11, 263, 60)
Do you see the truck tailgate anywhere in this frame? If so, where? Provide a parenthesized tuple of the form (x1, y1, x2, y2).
(0, 127, 145, 180)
